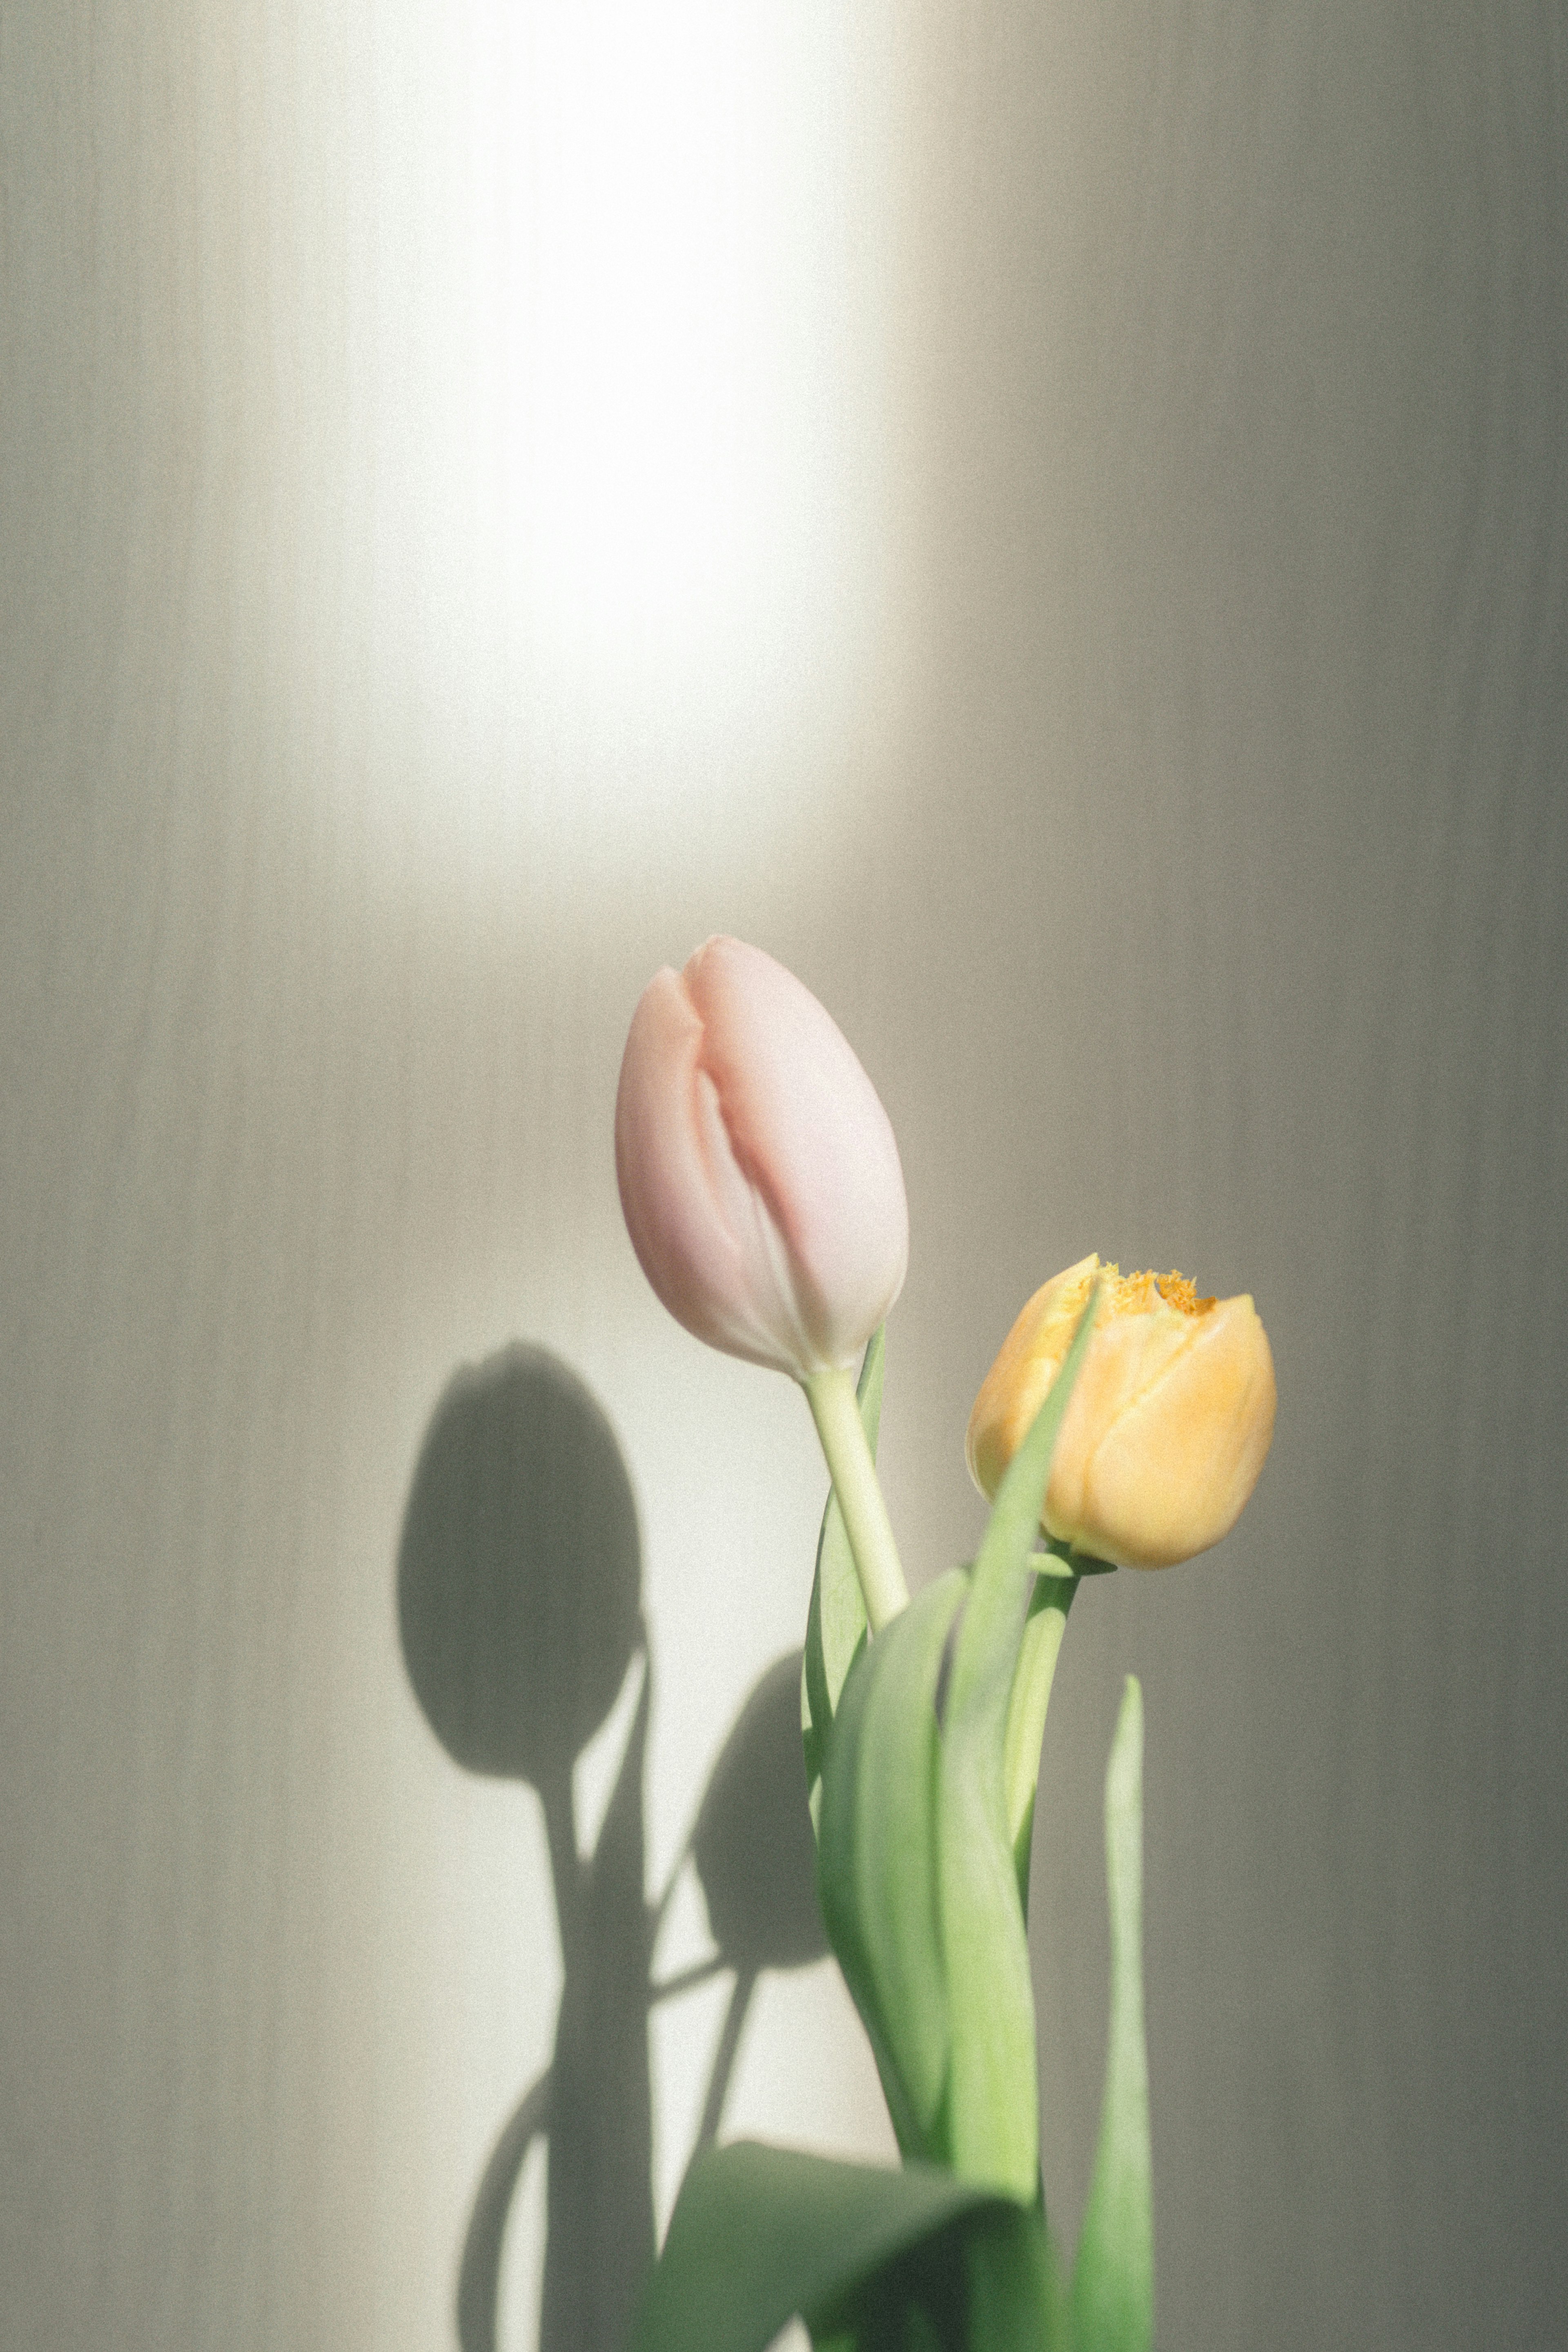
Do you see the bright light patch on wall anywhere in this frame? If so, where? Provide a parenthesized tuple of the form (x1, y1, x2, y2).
(292, 0, 912, 897)
(503, 0, 839, 670)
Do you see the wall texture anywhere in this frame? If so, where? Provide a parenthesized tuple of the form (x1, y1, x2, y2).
(3, 5, 1565, 2350)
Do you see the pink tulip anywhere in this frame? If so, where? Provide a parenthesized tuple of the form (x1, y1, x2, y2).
(615, 938, 909, 1378)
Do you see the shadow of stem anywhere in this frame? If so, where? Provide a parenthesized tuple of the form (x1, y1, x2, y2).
(399, 1347, 828, 2352)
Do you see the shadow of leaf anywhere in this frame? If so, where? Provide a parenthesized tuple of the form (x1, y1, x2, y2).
(399, 1365, 841, 2352)
(457, 2070, 551, 2352)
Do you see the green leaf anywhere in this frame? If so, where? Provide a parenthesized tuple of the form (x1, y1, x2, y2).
(630, 2141, 1009, 2352)
(937, 1287, 1100, 2197)
(933, 1666, 1038, 2196)
(965, 1287, 1099, 1624)
(1001, 1572, 1078, 1913)
(824, 2192, 1069, 2352)
(817, 1568, 967, 2158)
(959, 2197, 1073, 2352)
(802, 1329, 883, 1829)
(1071, 1676, 1153, 2352)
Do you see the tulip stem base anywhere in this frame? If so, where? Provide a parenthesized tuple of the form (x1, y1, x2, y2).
(803, 1365, 910, 1633)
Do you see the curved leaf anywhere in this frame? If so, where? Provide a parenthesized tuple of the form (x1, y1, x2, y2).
(960, 2196, 1072, 2352)
(938, 1289, 1100, 2196)
(817, 1568, 967, 2156)
(822, 2192, 1068, 2352)
(630, 2142, 1008, 2352)
(934, 1687, 1038, 2196)
(1002, 1572, 1078, 1912)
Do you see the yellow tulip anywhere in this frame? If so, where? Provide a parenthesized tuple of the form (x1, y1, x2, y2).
(966, 1254, 1276, 1568)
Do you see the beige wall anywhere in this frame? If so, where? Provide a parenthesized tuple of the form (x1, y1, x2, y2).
(3, 5, 1565, 2349)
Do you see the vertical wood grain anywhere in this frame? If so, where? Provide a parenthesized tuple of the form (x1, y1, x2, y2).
(3, 4, 1565, 2350)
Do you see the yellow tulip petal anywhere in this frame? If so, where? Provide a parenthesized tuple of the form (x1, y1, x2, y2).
(966, 1259, 1276, 1569)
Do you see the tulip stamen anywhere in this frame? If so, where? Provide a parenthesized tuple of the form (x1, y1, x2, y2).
(1062, 1264, 1218, 1325)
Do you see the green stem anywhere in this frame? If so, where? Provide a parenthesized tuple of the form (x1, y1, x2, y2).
(802, 1364, 909, 1632)
(1002, 1572, 1078, 1910)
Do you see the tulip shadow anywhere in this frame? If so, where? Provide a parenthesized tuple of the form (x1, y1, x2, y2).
(397, 1344, 826, 2352)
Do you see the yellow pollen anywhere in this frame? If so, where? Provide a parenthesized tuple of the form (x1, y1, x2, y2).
(1149, 1269, 1215, 1316)
(1060, 1261, 1217, 1323)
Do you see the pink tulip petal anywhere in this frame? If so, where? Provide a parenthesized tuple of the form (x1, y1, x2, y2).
(686, 939, 908, 1368)
(615, 939, 908, 1376)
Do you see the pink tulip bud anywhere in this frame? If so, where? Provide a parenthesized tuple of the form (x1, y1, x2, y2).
(615, 938, 909, 1378)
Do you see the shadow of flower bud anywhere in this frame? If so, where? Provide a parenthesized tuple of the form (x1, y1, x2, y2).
(691, 1648, 827, 1974)
(397, 1343, 642, 1786)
